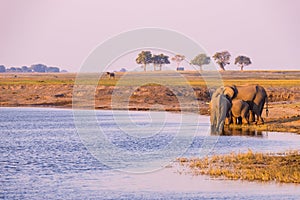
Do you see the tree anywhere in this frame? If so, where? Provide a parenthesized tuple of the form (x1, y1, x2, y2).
(46, 66, 60, 72)
(119, 68, 127, 72)
(152, 54, 160, 71)
(9, 67, 16, 72)
(31, 64, 47, 72)
(0, 65, 6, 72)
(190, 53, 210, 71)
(171, 54, 185, 70)
(21, 66, 32, 72)
(234, 55, 251, 71)
(212, 51, 231, 71)
(15, 68, 22, 72)
(136, 51, 152, 72)
(152, 54, 170, 71)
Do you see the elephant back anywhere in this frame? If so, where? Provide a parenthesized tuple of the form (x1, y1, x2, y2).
(256, 85, 267, 99)
(235, 85, 257, 101)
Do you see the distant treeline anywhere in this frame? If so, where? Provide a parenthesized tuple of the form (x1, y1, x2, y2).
(0, 64, 67, 73)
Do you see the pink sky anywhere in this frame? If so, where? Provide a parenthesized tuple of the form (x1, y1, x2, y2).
(0, 0, 299, 72)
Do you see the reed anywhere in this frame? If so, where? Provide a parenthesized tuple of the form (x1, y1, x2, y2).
(178, 150, 300, 183)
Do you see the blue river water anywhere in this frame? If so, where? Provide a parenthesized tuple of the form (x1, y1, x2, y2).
(1, 107, 300, 199)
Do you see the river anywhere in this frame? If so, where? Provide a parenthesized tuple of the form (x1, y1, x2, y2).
(1, 107, 300, 199)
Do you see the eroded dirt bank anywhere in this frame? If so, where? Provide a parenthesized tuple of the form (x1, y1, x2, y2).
(0, 71, 299, 133)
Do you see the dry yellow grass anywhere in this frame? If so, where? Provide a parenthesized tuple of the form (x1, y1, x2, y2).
(178, 150, 300, 183)
(1, 70, 299, 87)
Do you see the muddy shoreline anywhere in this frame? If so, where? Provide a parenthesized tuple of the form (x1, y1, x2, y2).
(1, 71, 299, 134)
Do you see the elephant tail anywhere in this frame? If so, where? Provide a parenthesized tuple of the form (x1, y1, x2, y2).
(265, 96, 269, 117)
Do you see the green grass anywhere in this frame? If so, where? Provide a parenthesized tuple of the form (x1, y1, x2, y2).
(0, 73, 75, 85)
(0, 71, 299, 87)
(0, 79, 73, 85)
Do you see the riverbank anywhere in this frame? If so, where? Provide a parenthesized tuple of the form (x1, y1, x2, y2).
(0, 70, 300, 133)
(178, 150, 300, 184)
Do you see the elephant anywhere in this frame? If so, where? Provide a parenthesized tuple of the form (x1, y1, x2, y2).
(223, 85, 268, 124)
(230, 99, 250, 125)
(210, 87, 232, 134)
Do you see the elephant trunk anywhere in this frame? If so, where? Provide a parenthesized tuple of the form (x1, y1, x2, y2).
(265, 96, 269, 117)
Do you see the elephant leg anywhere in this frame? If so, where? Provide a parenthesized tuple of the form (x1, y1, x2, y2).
(225, 111, 233, 125)
(241, 108, 250, 125)
(239, 117, 243, 124)
(210, 119, 217, 133)
(225, 117, 230, 125)
(256, 115, 264, 125)
(217, 112, 227, 134)
(211, 125, 216, 133)
(232, 116, 237, 125)
(242, 117, 249, 125)
(218, 121, 225, 134)
(249, 111, 255, 122)
(253, 107, 264, 125)
(210, 109, 218, 132)
(257, 100, 265, 125)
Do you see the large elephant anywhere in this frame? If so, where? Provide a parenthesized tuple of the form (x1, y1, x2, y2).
(223, 85, 268, 124)
(230, 99, 250, 125)
(210, 87, 232, 134)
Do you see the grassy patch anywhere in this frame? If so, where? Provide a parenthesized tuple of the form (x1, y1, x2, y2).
(178, 150, 300, 183)
(1, 71, 299, 87)
(0, 73, 75, 85)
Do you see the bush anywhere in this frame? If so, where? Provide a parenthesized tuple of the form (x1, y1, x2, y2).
(31, 64, 47, 72)
(0, 65, 6, 72)
(46, 67, 60, 72)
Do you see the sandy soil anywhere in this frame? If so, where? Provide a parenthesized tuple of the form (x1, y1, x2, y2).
(0, 71, 299, 134)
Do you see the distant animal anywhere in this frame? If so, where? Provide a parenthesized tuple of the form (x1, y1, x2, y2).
(106, 72, 115, 79)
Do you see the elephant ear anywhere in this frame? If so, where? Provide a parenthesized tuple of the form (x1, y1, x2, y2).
(223, 85, 236, 99)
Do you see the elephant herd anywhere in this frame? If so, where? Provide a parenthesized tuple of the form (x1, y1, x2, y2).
(210, 85, 268, 134)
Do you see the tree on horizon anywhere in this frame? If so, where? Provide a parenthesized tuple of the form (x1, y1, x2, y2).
(190, 53, 210, 71)
(21, 66, 32, 72)
(152, 53, 170, 71)
(31, 64, 47, 72)
(136, 51, 153, 72)
(46, 66, 60, 72)
(171, 54, 185, 70)
(234, 55, 252, 71)
(0, 65, 6, 72)
(212, 51, 231, 71)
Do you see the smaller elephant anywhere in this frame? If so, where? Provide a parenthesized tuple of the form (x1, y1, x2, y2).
(230, 99, 250, 125)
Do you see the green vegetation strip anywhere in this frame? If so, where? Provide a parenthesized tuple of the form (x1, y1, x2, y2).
(1, 72, 299, 87)
(178, 150, 300, 183)
(0, 79, 74, 85)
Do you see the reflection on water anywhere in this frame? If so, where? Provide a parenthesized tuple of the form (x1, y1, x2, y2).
(1, 107, 300, 199)
(223, 126, 263, 137)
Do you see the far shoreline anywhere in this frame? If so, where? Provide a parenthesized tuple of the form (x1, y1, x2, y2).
(1, 70, 299, 134)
